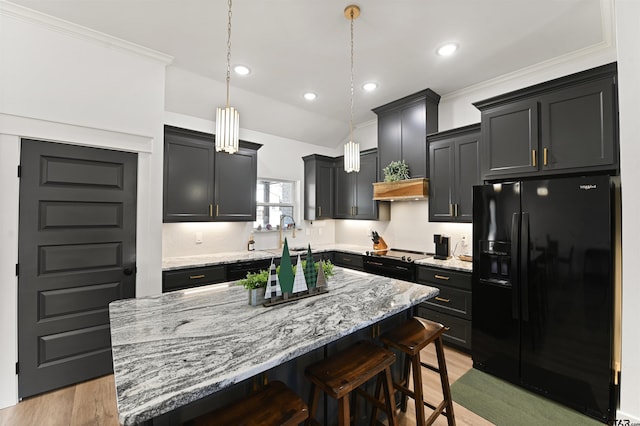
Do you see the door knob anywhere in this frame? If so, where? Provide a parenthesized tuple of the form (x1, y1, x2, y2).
(123, 267, 134, 276)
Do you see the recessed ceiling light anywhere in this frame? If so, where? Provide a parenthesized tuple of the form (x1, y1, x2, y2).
(303, 92, 317, 101)
(233, 65, 251, 75)
(362, 82, 378, 91)
(437, 43, 458, 56)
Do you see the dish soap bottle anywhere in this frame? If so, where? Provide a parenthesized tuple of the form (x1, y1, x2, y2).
(247, 233, 255, 251)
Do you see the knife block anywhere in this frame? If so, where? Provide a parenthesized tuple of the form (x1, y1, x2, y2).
(373, 237, 388, 255)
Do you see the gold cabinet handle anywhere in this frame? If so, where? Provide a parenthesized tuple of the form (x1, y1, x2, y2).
(209, 204, 213, 217)
(189, 274, 205, 280)
(216, 204, 219, 217)
(435, 296, 450, 303)
(449, 204, 454, 216)
(455, 204, 459, 217)
(434, 274, 450, 281)
(318, 206, 322, 217)
(543, 147, 548, 166)
(532, 149, 537, 167)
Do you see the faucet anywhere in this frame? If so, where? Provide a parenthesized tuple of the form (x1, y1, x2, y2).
(278, 214, 296, 248)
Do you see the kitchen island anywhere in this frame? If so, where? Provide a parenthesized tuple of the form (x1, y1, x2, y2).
(109, 267, 439, 425)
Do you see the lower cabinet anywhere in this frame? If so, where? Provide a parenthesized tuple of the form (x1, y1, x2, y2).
(332, 252, 364, 271)
(416, 265, 472, 352)
(163, 265, 226, 292)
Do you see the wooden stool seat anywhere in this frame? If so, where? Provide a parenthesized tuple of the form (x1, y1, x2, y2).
(380, 317, 456, 426)
(305, 340, 397, 425)
(191, 380, 308, 426)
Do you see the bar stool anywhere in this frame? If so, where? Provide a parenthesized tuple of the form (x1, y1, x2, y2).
(190, 380, 309, 426)
(305, 340, 397, 426)
(379, 317, 455, 426)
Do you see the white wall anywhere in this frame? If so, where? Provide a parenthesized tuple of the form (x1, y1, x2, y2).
(0, 3, 169, 409)
(615, 0, 640, 421)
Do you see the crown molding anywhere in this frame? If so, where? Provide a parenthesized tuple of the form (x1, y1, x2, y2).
(0, 1, 174, 64)
(441, 0, 616, 103)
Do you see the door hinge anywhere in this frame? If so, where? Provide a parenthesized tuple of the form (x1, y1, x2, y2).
(15, 264, 19, 277)
(17, 165, 21, 178)
(15, 362, 19, 375)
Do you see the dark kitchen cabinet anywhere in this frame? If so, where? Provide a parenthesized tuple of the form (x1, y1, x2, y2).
(214, 143, 260, 221)
(303, 154, 335, 220)
(334, 149, 379, 220)
(163, 126, 215, 222)
(475, 62, 618, 181)
(163, 125, 261, 223)
(373, 89, 440, 180)
(163, 265, 226, 292)
(417, 265, 472, 352)
(428, 124, 480, 223)
(333, 252, 364, 271)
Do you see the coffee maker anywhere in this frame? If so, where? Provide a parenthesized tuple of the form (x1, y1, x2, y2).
(433, 234, 450, 260)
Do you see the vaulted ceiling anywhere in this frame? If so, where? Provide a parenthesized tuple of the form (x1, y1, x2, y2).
(11, 0, 614, 147)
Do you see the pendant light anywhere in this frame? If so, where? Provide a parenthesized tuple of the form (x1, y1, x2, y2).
(215, 0, 239, 154)
(343, 5, 360, 173)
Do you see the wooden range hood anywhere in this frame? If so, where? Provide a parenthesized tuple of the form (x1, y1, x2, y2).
(372, 178, 428, 201)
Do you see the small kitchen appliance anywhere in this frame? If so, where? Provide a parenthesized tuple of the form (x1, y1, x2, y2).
(433, 234, 450, 260)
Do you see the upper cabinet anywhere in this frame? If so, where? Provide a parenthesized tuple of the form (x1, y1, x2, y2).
(334, 149, 380, 220)
(428, 124, 481, 223)
(474, 63, 619, 181)
(303, 154, 335, 220)
(373, 89, 440, 180)
(214, 143, 260, 221)
(163, 125, 261, 223)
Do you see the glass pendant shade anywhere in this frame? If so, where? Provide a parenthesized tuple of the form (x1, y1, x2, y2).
(344, 140, 360, 173)
(215, 106, 239, 153)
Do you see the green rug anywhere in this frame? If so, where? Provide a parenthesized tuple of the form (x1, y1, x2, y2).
(450, 369, 602, 426)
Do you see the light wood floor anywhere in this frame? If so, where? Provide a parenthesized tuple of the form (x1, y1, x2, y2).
(0, 346, 492, 426)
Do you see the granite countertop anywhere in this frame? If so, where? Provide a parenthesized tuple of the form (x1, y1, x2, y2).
(415, 256, 473, 273)
(109, 268, 438, 425)
(162, 243, 473, 273)
(162, 243, 370, 271)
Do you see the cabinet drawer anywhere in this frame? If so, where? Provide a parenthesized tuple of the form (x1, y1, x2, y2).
(422, 286, 471, 320)
(163, 265, 226, 292)
(417, 306, 471, 351)
(417, 266, 470, 290)
(333, 252, 364, 271)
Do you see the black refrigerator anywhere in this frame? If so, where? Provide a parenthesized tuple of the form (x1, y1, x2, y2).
(472, 174, 616, 422)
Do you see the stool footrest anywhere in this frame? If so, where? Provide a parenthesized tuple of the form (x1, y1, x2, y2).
(420, 361, 440, 374)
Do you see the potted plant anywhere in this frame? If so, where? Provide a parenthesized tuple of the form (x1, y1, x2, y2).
(238, 260, 334, 306)
(382, 160, 410, 182)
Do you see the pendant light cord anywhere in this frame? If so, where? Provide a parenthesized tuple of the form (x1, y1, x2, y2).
(349, 8, 355, 142)
(225, 0, 233, 108)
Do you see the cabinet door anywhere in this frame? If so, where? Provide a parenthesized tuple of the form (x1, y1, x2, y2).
(163, 128, 215, 222)
(316, 160, 334, 219)
(481, 99, 539, 179)
(428, 140, 454, 221)
(334, 158, 356, 218)
(454, 134, 480, 222)
(353, 151, 378, 219)
(377, 109, 402, 180)
(540, 78, 617, 172)
(303, 156, 334, 220)
(214, 146, 257, 221)
(400, 100, 428, 178)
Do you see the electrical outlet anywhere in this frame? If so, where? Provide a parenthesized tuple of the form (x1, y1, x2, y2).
(195, 232, 203, 244)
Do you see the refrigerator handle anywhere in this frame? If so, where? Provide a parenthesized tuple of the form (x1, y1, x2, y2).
(521, 212, 530, 322)
(510, 213, 520, 320)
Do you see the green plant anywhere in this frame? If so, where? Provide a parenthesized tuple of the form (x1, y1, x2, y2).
(237, 259, 334, 289)
(383, 160, 410, 182)
(238, 269, 269, 289)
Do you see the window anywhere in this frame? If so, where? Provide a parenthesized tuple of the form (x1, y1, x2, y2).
(255, 179, 296, 230)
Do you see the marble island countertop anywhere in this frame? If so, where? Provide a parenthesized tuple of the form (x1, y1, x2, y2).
(163, 243, 472, 273)
(109, 267, 439, 425)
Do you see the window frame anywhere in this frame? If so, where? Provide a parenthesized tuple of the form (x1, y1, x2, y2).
(254, 178, 297, 230)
